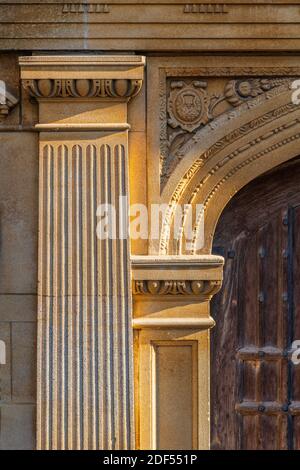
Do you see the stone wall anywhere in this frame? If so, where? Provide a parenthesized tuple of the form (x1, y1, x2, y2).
(0, 53, 38, 449)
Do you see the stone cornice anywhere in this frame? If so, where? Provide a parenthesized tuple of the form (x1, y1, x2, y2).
(19, 55, 145, 101)
(19, 56, 145, 66)
(131, 254, 224, 266)
(132, 254, 223, 276)
(4, 4, 300, 52)
(34, 123, 131, 132)
(131, 255, 223, 299)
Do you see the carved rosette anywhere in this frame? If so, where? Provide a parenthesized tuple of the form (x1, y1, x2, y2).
(224, 78, 289, 107)
(23, 78, 143, 100)
(133, 279, 222, 299)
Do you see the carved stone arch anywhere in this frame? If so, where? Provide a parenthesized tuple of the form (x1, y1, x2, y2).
(160, 88, 300, 255)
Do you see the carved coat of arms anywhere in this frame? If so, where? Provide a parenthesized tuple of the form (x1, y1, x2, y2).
(167, 80, 209, 132)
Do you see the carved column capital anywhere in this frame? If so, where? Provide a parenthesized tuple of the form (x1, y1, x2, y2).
(131, 255, 224, 329)
(19, 55, 145, 100)
(19, 55, 145, 132)
(133, 279, 222, 298)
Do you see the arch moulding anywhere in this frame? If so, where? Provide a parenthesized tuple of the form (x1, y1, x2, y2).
(160, 81, 300, 256)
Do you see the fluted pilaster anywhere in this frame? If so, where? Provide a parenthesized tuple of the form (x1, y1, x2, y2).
(19, 55, 145, 450)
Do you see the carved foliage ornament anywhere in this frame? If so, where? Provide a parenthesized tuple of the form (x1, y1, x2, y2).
(224, 78, 288, 107)
(133, 279, 222, 298)
(62, 3, 110, 13)
(23, 78, 143, 100)
(167, 77, 290, 134)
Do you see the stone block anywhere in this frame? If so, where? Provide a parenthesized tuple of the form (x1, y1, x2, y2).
(0, 294, 36, 322)
(0, 132, 38, 293)
(11, 322, 36, 403)
(0, 404, 35, 449)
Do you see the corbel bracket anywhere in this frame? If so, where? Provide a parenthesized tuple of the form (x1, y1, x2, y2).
(131, 255, 224, 329)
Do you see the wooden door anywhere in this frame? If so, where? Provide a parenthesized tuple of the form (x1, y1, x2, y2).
(211, 157, 300, 450)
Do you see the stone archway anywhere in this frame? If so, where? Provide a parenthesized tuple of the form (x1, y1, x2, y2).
(160, 85, 300, 255)
(133, 74, 300, 450)
(16, 56, 300, 450)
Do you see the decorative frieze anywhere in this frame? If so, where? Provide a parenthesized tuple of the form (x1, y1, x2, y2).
(2, 3, 300, 52)
(62, 3, 110, 14)
(23, 78, 142, 100)
(131, 254, 223, 333)
(183, 4, 229, 14)
(153, 64, 300, 257)
(133, 279, 221, 298)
